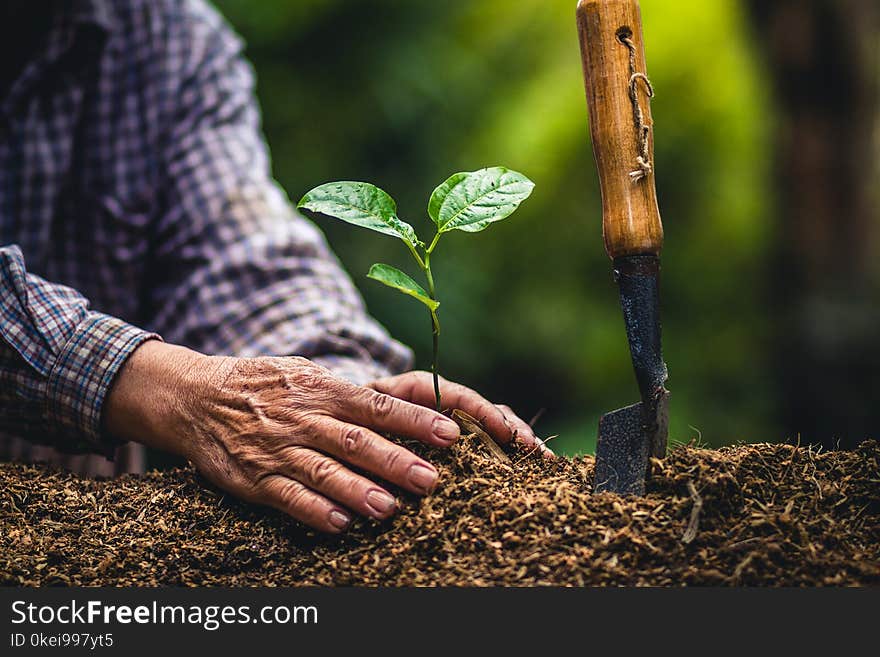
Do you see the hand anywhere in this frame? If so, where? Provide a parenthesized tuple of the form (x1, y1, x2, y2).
(368, 371, 550, 455)
(104, 342, 543, 534)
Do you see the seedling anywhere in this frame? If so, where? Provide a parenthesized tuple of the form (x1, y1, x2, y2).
(298, 166, 534, 411)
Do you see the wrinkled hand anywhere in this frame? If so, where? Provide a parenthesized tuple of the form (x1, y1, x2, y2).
(105, 341, 544, 534)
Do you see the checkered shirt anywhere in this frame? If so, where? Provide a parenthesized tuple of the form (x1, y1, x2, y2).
(0, 0, 412, 475)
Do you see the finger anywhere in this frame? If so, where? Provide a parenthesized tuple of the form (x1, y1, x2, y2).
(496, 403, 538, 448)
(308, 418, 440, 496)
(374, 372, 514, 445)
(341, 383, 461, 447)
(258, 474, 352, 534)
(537, 436, 556, 458)
(277, 446, 399, 520)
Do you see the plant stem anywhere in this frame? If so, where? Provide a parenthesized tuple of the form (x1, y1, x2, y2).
(423, 235, 441, 412)
(404, 240, 426, 269)
(429, 309, 441, 412)
(426, 232, 441, 255)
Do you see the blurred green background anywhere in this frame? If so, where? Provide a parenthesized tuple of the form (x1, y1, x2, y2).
(212, 0, 878, 455)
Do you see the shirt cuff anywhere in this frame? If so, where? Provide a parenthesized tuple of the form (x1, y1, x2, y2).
(45, 312, 160, 455)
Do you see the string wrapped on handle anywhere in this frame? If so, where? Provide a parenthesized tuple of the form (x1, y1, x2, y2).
(620, 34, 655, 183)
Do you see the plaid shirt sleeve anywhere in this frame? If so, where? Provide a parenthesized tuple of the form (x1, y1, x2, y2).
(144, 1, 412, 385)
(0, 246, 159, 455)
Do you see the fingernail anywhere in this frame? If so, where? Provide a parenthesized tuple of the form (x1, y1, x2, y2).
(408, 463, 439, 494)
(366, 489, 397, 516)
(329, 510, 351, 530)
(433, 417, 460, 443)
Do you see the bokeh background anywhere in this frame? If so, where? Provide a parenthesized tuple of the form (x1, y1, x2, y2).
(214, 0, 878, 455)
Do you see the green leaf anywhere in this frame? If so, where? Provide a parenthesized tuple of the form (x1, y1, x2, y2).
(298, 181, 419, 246)
(367, 264, 439, 312)
(428, 166, 535, 234)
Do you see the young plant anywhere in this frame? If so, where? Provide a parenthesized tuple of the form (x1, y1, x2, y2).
(298, 166, 534, 412)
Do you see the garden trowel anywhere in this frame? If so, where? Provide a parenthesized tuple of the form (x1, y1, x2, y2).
(576, 0, 669, 495)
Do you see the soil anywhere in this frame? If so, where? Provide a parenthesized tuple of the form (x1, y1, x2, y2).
(1, 435, 878, 586)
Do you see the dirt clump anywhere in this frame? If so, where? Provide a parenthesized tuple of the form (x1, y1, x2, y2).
(1, 437, 878, 586)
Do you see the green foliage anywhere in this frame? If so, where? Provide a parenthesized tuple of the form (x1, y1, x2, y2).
(298, 182, 420, 247)
(367, 264, 438, 312)
(428, 167, 535, 233)
(299, 168, 534, 411)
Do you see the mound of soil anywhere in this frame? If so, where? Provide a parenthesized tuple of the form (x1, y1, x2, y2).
(1, 436, 878, 586)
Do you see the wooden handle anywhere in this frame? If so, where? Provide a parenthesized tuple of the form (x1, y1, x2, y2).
(577, 0, 663, 258)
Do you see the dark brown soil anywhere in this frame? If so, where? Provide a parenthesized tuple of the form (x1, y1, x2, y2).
(2, 437, 878, 586)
